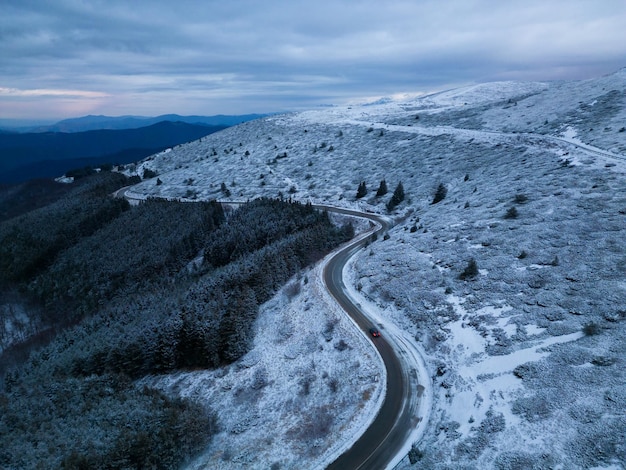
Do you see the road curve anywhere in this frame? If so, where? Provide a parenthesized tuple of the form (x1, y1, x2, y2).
(113, 188, 424, 469)
(320, 207, 419, 470)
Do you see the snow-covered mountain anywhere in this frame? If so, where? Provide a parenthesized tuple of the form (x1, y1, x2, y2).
(126, 69, 626, 469)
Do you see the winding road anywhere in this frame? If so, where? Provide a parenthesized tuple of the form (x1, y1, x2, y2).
(315, 127, 625, 468)
(114, 189, 429, 469)
(112, 119, 624, 469)
(318, 207, 425, 470)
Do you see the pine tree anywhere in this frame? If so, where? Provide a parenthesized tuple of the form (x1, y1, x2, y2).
(432, 183, 447, 204)
(376, 179, 388, 197)
(356, 181, 367, 199)
(386, 182, 404, 211)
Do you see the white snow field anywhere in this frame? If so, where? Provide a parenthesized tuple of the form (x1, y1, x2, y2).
(144, 257, 387, 469)
(130, 68, 625, 469)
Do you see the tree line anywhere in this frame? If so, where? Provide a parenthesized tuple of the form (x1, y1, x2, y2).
(355, 179, 405, 211)
(0, 173, 352, 469)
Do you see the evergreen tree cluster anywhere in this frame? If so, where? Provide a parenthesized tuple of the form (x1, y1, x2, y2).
(64, 199, 353, 377)
(0, 181, 352, 469)
(0, 176, 121, 223)
(353, 179, 404, 211)
(356, 181, 367, 199)
(375, 179, 388, 197)
(0, 172, 131, 284)
(432, 183, 448, 204)
(1, 372, 214, 469)
(30, 197, 224, 320)
(203, 198, 334, 268)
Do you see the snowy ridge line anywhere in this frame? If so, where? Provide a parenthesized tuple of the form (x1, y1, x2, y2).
(324, 117, 626, 165)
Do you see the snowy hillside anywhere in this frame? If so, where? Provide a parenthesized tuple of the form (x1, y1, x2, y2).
(126, 69, 626, 469)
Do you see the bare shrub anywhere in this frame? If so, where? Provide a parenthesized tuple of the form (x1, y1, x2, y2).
(408, 444, 424, 464)
(322, 318, 337, 341)
(287, 406, 334, 441)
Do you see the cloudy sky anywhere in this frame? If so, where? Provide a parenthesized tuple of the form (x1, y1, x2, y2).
(1, 0, 625, 121)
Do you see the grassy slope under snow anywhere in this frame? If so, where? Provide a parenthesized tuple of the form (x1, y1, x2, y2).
(127, 69, 626, 469)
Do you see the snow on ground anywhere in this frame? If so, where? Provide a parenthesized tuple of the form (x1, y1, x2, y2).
(126, 68, 626, 469)
(0, 302, 42, 355)
(408, 81, 550, 111)
(143, 246, 385, 469)
(442, 294, 584, 441)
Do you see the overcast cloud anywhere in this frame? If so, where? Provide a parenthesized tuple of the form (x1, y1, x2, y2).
(1, 0, 625, 120)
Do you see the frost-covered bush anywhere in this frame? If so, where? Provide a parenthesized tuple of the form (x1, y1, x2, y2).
(494, 451, 558, 470)
(582, 321, 601, 336)
(408, 444, 424, 464)
(456, 408, 505, 459)
(511, 395, 553, 422)
(142, 168, 157, 179)
(459, 258, 479, 280)
(504, 206, 519, 219)
(0, 196, 353, 468)
(513, 193, 528, 204)
(286, 406, 335, 448)
(284, 279, 302, 299)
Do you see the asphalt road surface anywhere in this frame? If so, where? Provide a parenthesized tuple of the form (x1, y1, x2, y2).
(321, 208, 416, 470)
(112, 190, 421, 469)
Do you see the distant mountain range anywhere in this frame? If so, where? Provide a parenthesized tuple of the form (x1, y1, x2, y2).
(0, 113, 268, 133)
(0, 120, 233, 183)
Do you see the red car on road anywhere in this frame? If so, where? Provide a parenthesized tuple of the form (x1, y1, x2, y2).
(369, 327, 381, 337)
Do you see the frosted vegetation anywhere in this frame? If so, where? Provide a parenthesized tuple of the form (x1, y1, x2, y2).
(1, 68, 625, 468)
(0, 177, 353, 468)
(123, 69, 625, 468)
